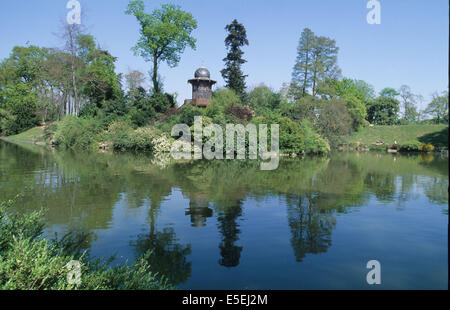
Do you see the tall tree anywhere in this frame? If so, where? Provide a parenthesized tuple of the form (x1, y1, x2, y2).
(221, 19, 249, 101)
(311, 36, 339, 96)
(126, 0, 197, 94)
(291, 29, 340, 98)
(291, 28, 315, 98)
(59, 22, 86, 115)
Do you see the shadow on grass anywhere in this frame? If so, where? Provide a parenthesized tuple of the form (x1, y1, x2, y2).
(418, 128, 448, 148)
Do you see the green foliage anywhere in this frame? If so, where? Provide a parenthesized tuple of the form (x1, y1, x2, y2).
(366, 97, 400, 125)
(178, 104, 204, 127)
(0, 108, 17, 136)
(247, 85, 282, 117)
(126, 0, 197, 93)
(0, 199, 173, 290)
(252, 116, 330, 155)
(127, 87, 156, 127)
(211, 88, 241, 108)
(291, 28, 341, 98)
(0, 83, 40, 135)
(277, 117, 305, 154)
(150, 92, 175, 114)
(108, 120, 171, 152)
(379, 87, 399, 98)
(343, 94, 367, 131)
(80, 47, 123, 107)
(300, 120, 331, 154)
(107, 120, 134, 151)
(54, 116, 103, 150)
(400, 141, 421, 152)
(425, 91, 448, 124)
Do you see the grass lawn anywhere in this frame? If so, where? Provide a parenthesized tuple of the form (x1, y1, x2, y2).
(348, 124, 448, 148)
(2, 126, 46, 143)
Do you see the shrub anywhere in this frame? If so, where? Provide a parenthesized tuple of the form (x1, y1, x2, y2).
(108, 122, 172, 153)
(54, 116, 103, 150)
(179, 104, 204, 127)
(252, 116, 330, 155)
(131, 127, 172, 152)
(301, 120, 331, 155)
(108, 120, 134, 151)
(420, 144, 435, 152)
(400, 141, 421, 152)
(277, 117, 305, 154)
(0, 108, 17, 136)
(0, 198, 173, 290)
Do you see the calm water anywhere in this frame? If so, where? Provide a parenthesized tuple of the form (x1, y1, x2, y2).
(0, 140, 448, 289)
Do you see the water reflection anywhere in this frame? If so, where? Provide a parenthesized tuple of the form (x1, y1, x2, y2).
(286, 194, 336, 262)
(0, 140, 448, 289)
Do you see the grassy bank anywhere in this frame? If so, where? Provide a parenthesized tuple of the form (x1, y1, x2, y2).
(347, 124, 448, 149)
(1, 126, 46, 144)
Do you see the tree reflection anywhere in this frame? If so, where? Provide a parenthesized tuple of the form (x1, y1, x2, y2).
(132, 205, 192, 285)
(285, 194, 336, 262)
(216, 201, 243, 268)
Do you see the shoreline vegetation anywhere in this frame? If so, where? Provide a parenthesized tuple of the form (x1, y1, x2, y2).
(0, 198, 174, 290)
(1, 123, 447, 157)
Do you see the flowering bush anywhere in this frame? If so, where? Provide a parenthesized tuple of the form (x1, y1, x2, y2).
(420, 144, 435, 152)
(151, 135, 172, 153)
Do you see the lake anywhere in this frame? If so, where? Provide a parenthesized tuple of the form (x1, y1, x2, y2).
(0, 140, 448, 289)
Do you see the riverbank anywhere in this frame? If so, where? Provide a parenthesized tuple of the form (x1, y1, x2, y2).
(3, 123, 448, 155)
(343, 124, 448, 152)
(0, 126, 47, 145)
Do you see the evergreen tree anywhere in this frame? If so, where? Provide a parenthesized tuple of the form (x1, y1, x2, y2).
(221, 19, 249, 101)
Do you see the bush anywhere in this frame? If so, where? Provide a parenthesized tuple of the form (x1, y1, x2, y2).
(252, 116, 330, 155)
(108, 122, 172, 152)
(54, 116, 103, 150)
(277, 117, 305, 154)
(131, 127, 172, 152)
(400, 141, 421, 152)
(107, 120, 134, 151)
(178, 104, 204, 127)
(0, 198, 173, 290)
(301, 120, 331, 155)
(420, 144, 435, 152)
(0, 108, 17, 136)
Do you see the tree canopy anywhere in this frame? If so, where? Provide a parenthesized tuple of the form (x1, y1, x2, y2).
(126, 0, 197, 94)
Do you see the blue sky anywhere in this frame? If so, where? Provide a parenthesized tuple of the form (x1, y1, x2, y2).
(0, 0, 448, 108)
